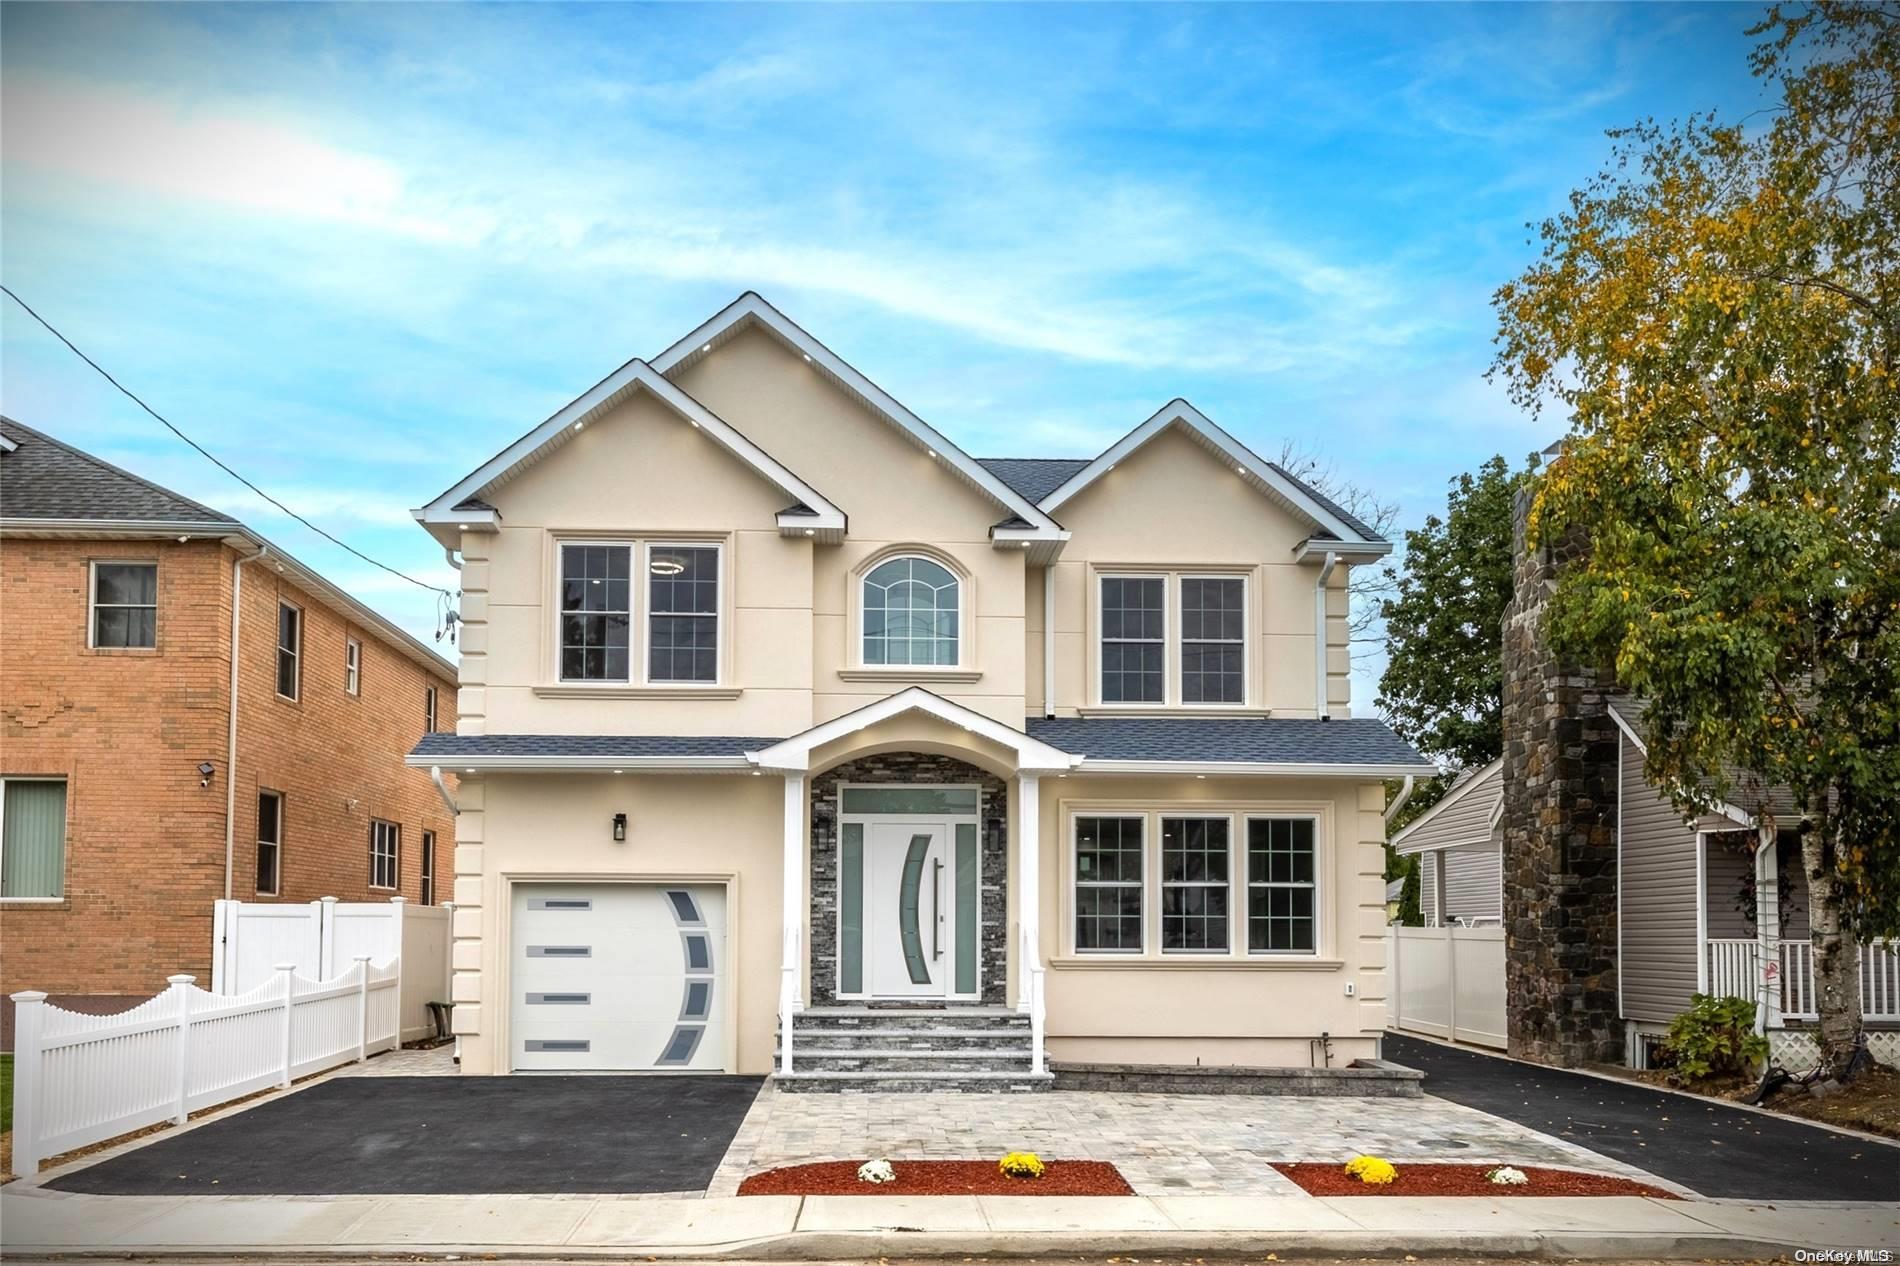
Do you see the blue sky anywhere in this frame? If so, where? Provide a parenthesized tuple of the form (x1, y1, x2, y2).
(1, 2, 1772, 702)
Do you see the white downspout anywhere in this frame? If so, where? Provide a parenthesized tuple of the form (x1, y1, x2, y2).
(1383, 775, 1417, 826)
(1314, 551, 1339, 719)
(1042, 565, 1056, 718)
(429, 767, 460, 818)
(1755, 825, 1780, 1036)
(223, 547, 263, 899)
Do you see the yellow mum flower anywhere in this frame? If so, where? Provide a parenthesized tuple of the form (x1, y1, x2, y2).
(998, 1151, 1045, 1179)
(1344, 1155, 1399, 1185)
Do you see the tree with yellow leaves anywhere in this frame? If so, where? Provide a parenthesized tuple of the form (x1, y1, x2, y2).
(1492, 3, 1898, 1080)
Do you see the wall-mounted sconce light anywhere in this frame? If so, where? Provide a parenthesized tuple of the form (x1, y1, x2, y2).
(197, 761, 216, 788)
(612, 813, 628, 843)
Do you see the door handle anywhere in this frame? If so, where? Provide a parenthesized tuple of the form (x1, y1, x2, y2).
(932, 858, 944, 960)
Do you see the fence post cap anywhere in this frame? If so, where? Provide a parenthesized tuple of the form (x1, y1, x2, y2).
(353, 953, 372, 962)
(274, 962, 298, 971)
(321, 895, 340, 904)
(442, 902, 455, 911)
(10, 989, 49, 1002)
(167, 974, 196, 984)
(389, 896, 407, 905)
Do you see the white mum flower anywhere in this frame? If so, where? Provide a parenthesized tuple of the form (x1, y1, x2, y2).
(1487, 1166, 1529, 1186)
(857, 1159, 896, 1184)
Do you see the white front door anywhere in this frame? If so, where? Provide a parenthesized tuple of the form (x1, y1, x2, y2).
(865, 822, 951, 997)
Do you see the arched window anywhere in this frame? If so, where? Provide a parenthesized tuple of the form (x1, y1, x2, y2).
(863, 555, 960, 666)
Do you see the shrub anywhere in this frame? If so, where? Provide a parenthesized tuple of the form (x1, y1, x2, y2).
(1661, 994, 1769, 1082)
(1344, 1155, 1398, 1185)
(1487, 1166, 1529, 1185)
(856, 1159, 895, 1184)
(998, 1151, 1045, 1179)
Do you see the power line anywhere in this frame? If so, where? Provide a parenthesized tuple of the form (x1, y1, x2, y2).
(3, 285, 451, 597)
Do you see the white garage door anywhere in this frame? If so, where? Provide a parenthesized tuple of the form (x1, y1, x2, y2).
(510, 883, 728, 1072)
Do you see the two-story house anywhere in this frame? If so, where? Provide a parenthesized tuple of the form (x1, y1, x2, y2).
(408, 293, 1432, 1086)
(0, 418, 458, 1039)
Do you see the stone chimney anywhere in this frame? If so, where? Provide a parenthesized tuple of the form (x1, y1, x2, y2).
(1500, 485, 1623, 1066)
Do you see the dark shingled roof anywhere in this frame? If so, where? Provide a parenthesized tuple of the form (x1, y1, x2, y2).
(1024, 716, 1430, 766)
(1606, 695, 1803, 824)
(0, 417, 238, 525)
(1267, 462, 1383, 541)
(412, 733, 775, 759)
(977, 458, 1091, 506)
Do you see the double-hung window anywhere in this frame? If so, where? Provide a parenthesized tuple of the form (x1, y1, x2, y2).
(425, 685, 438, 732)
(647, 545, 720, 682)
(344, 638, 362, 695)
(276, 602, 302, 700)
(256, 791, 283, 896)
(559, 544, 632, 682)
(1180, 577, 1245, 704)
(369, 819, 400, 891)
(1, 778, 67, 900)
(1099, 576, 1165, 703)
(1246, 817, 1317, 953)
(1159, 816, 1230, 952)
(420, 829, 436, 905)
(91, 562, 157, 649)
(1073, 816, 1143, 952)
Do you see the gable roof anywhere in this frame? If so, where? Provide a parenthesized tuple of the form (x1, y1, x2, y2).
(413, 358, 847, 549)
(1392, 758, 1504, 854)
(748, 686, 1078, 774)
(1037, 399, 1390, 556)
(977, 458, 1092, 505)
(649, 292, 1067, 554)
(1606, 694, 1803, 829)
(0, 416, 239, 527)
(0, 417, 454, 680)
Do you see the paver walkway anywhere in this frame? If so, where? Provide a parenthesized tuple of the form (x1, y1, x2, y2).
(708, 1083, 1671, 1197)
(1385, 1033, 1900, 1202)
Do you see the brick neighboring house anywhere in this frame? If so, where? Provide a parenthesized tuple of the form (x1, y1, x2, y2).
(0, 417, 457, 1043)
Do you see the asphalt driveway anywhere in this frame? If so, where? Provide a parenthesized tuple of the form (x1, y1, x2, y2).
(48, 1074, 765, 1195)
(1385, 1033, 1900, 1202)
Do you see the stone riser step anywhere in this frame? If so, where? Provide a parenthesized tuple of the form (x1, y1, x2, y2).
(776, 1072, 1052, 1093)
(790, 1054, 1035, 1074)
(779, 1030, 1030, 1051)
(792, 1015, 1030, 1033)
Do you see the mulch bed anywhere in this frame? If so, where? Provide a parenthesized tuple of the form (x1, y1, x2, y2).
(738, 1159, 1134, 1196)
(1274, 1162, 1680, 1198)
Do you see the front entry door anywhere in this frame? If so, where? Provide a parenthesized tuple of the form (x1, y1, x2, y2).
(865, 822, 951, 997)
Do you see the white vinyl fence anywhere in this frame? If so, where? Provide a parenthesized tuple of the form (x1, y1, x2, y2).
(1386, 924, 1507, 1049)
(213, 896, 450, 1044)
(10, 958, 398, 1176)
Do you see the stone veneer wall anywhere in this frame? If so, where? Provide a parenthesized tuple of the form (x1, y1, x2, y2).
(808, 753, 1008, 1007)
(1500, 486, 1624, 1066)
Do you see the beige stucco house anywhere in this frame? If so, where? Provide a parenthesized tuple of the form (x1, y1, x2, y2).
(408, 292, 1433, 1087)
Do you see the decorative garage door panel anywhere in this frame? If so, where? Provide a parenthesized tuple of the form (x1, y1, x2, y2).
(511, 883, 727, 1072)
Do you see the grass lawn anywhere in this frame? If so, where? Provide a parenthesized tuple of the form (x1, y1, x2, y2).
(1, 1051, 11, 1132)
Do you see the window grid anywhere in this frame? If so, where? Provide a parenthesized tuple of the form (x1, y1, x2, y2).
(420, 829, 436, 905)
(1180, 576, 1246, 704)
(862, 555, 960, 666)
(1160, 817, 1230, 952)
(647, 544, 720, 683)
(276, 603, 302, 700)
(91, 562, 157, 649)
(1073, 816, 1144, 953)
(369, 819, 400, 891)
(344, 638, 361, 695)
(256, 791, 283, 896)
(1100, 576, 1165, 703)
(559, 544, 632, 682)
(1247, 817, 1317, 953)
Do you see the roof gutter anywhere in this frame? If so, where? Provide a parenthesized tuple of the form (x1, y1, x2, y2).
(1073, 759, 1439, 778)
(405, 753, 757, 772)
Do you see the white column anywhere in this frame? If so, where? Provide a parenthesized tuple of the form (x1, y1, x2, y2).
(1017, 773, 1042, 1009)
(1756, 826, 1782, 1034)
(781, 773, 806, 1011)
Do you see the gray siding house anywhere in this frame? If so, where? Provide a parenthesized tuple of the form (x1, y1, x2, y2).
(1393, 759, 1503, 927)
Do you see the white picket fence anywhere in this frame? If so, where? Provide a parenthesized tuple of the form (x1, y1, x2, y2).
(213, 896, 450, 1045)
(1385, 924, 1507, 1049)
(10, 958, 398, 1176)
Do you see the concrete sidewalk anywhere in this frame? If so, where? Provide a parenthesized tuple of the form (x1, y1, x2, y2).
(3, 1185, 1895, 1260)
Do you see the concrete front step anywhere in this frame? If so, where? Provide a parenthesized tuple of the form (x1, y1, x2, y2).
(775, 1069, 1054, 1093)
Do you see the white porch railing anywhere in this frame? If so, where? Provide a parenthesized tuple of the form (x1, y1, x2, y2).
(1020, 922, 1046, 1074)
(1706, 938, 1900, 1022)
(9, 957, 399, 1177)
(778, 925, 800, 1076)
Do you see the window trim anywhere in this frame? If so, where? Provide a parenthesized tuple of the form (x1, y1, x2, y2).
(420, 829, 436, 906)
(256, 789, 284, 897)
(425, 685, 438, 732)
(1096, 572, 1169, 708)
(88, 559, 159, 651)
(344, 637, 362, 696)
(275, 600, 303, 702)
(1158, 813, 1235, 955)
(1243, 813, 1322, 957)
(1071, 814, 1146, 956)
(0, 776, 70, 903)
(642, 540, 725, 686)
(853, 548, 969, 672)
(1178, 573, 1250, 709)
(369, 818, 401, 892)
